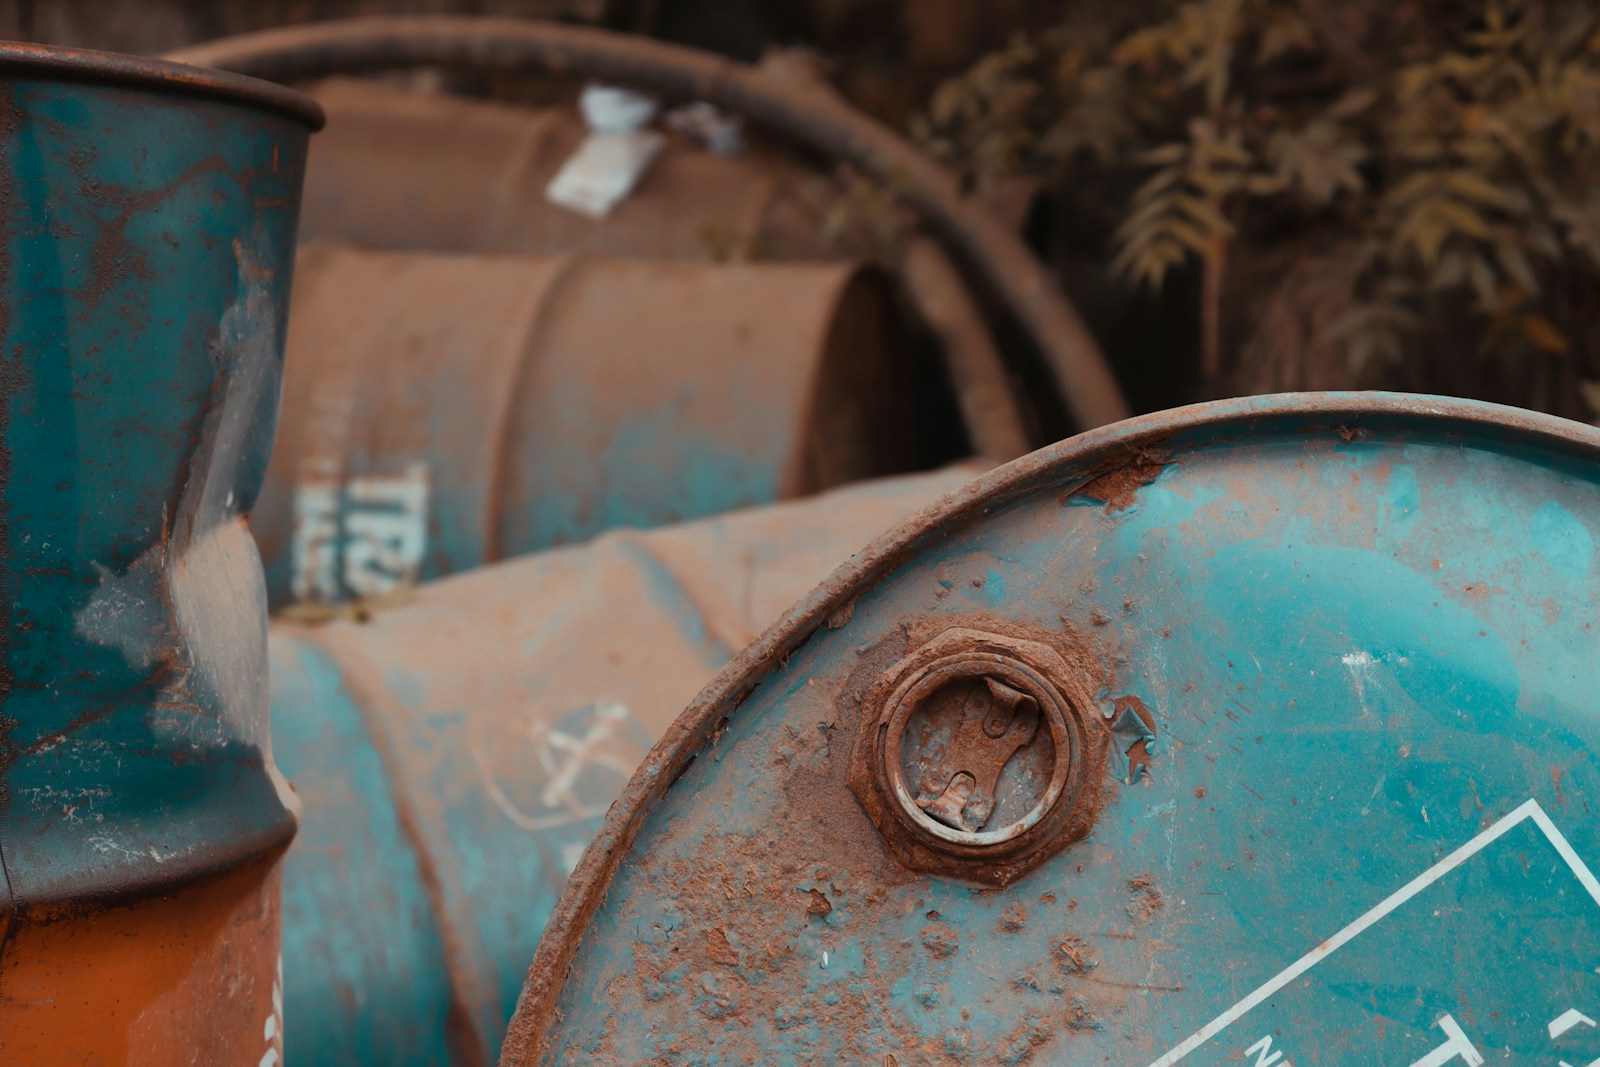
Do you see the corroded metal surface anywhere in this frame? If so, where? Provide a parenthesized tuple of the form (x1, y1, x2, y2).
(167, 15, 1130, 430)
(0, 40, 324, 126)
(298, 77, 830, 262)
(294, 80, 1032, 463)
(269, 465, 985, 1065)
(0, 44, 315, 1062)
(2, 858, 287, 1065)
(504, 393, 1600, 1065)
(848, 625, 1113, 884)
(256, 244, 912, 605)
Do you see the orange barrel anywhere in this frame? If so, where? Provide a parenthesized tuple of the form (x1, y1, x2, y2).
(254, 244, 916, 606)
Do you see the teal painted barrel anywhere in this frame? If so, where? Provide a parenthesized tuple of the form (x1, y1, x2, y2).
(267, 465, 983, 1065)
(0, 44, 319, 1062)
(504, 394, 1600, 1067)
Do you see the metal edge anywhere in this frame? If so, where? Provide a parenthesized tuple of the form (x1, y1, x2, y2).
(16, 814, 298, 916)
(162, 14, 1126, 430)
(498, 391, 1600, 1064)
(0, 41, 324, 129)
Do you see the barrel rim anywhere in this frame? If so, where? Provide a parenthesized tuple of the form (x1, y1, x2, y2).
(500, 391, 1600, 1064)
(0, 41, 325, 129)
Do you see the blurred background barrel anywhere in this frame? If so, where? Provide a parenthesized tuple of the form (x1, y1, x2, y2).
(256, 244, 917, 606)
(298, 77, 836, 263)
(269, 463, 984, 1064)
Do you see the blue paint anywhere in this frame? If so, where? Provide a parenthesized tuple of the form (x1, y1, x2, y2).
(269, 467, 984, 1064)
(533, 397, 1600, 1066)
(511, 397, 786, 554)
(1531, 498, 1594, 578)
(272, 636, 456, 1066)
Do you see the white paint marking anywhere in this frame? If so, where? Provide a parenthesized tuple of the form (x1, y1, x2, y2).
(1145, 799, 1597, 1067)
(1409, 1014, 1483, 1067)
(538, 702, 633, 809)
(1551, 1009, 1599, 1039)
(1244, 1034, 1286, 1066)
(260, 952, 284, 1067)
(290, 464, 430, 602)
(1360, 774, 1386, 817)
(471, 740, 611, 834)
(1529, 804, 1600, 909)
(1341, 650, 1377, 719)
(471, 702, 641, 834)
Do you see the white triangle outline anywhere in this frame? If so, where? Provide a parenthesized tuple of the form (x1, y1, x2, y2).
(1146, 798, 1600, 1067)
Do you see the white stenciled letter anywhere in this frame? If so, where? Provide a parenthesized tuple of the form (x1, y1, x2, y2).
(1409, 1014, 1484, 1067)
(1550, 1009, 1598, 1039)
(1244, 1035, 1289, 1066)
(1550, 1008, 1600, 1067)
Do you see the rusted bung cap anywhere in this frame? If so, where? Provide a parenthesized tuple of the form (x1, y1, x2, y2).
(0, 41, 325, 128)
(504, 392, 1600, 1066)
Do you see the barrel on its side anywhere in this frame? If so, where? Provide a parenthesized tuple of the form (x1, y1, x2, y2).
(0, 44, 318, 1064)
(269, 464, 983, 1066)
(255, 244, 914, 606)
(502, 394, 1600, 1066)
(298, 77, 834, 262)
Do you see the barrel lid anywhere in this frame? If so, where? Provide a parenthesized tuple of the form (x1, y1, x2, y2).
(504, 392, 1600, 1065)
(0, 41, 324, 129)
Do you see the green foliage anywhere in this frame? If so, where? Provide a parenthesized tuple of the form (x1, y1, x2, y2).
(915, 0, 1600, 416)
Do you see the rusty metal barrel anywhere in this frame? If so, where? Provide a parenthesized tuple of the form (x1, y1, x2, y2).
(255, 243, 914, 606)
(298, 77, 831, 262)
(503, 393, 1600, 1066)
(0, 44, 318, 1063)
(267, 464, 983, 1065)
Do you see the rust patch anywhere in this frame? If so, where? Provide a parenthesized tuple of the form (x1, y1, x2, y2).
(1127, 875, 1163, 923)
(845, 620, 1115, 885)
(1054, 933, 1097, 976)
(704, 928, 739, 966)
(1065, 996, 1101, 1031)
(505, 395, 1600, 1064)
(919, 923, 959, 959)
(78, 156, 228, 313)
(1125, 738, 1153, 781)
(1072, 451, 1170, 512)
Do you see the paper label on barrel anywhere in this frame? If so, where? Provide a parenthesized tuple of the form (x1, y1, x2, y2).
(1150, 799, 1600, 1066)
